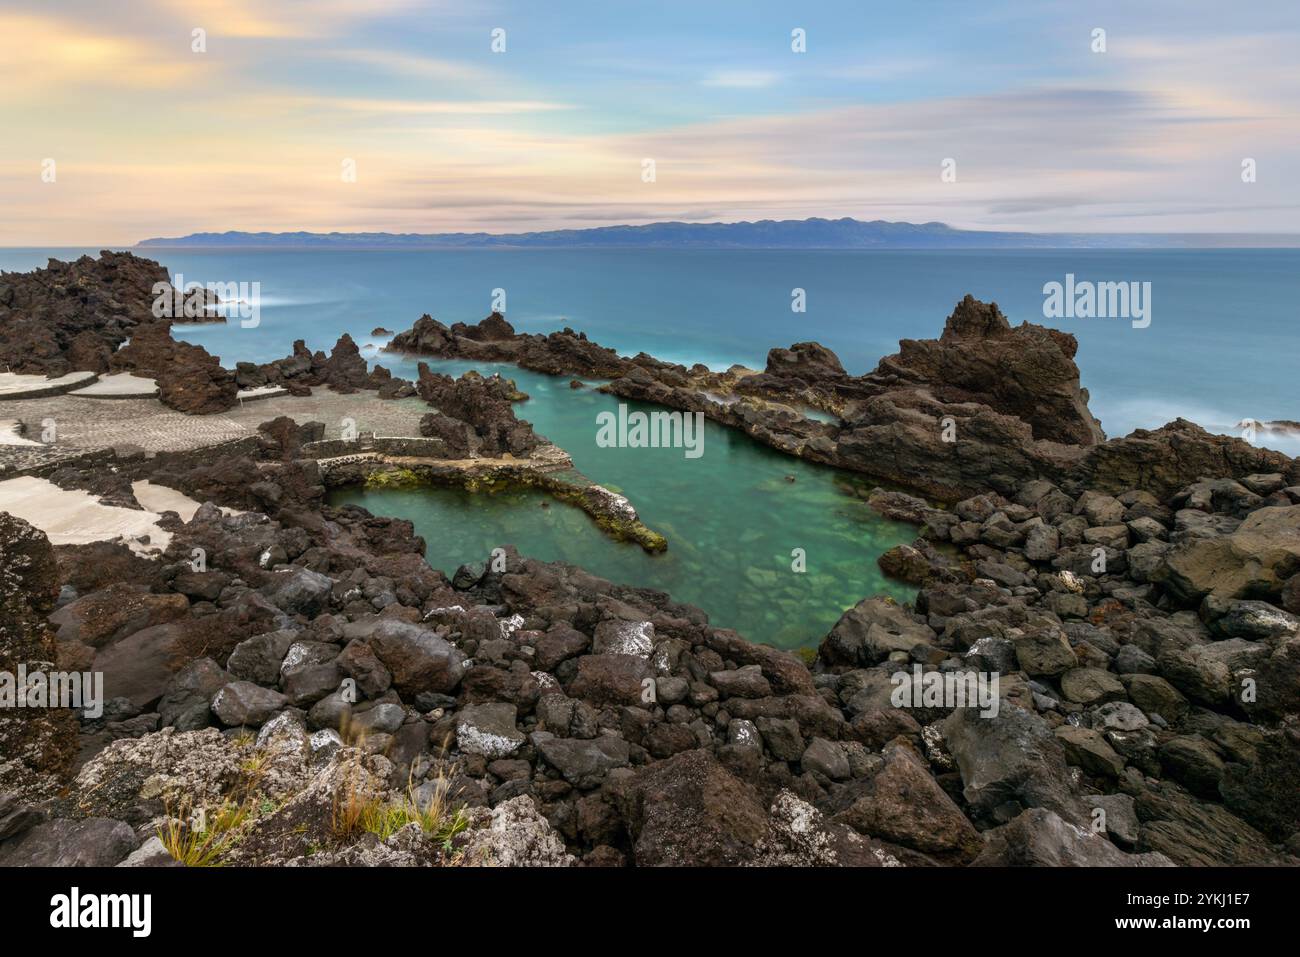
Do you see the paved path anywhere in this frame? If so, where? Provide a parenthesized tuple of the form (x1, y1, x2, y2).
(0, 387, 428, 454)
(69, 373, 159, 399)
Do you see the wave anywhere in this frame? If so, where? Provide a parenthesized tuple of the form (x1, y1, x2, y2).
(1095, 397, 1300, 457)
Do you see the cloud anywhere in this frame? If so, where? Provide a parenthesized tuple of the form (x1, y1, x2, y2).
(702, 70, 780, 89)
(321, 48, 489, 83)
(280, 96, 575, 115)
(152, 0, 424, 39)
(1, 5, 1297, 243)
(0, 13, 199, 98)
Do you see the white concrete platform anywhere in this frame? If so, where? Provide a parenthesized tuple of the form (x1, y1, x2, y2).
(0, 476, 186, 555)
(0, 371, 98, 399)
(131, 480, 212, 522)
(69, 373, 160, 399)
(237, 386, 290, 402)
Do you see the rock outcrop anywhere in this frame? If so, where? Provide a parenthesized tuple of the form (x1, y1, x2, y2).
(388, 313, 630, 378)
(4, 414, 1295, 868)
(0, 515, 79, 796)
(3, 263, 1297, 870)
(112, 320, 238, 414)
(388, 297, 1106, 502)
(237, 335, 415, 399)
(0, 252, 171, 376)
(1068, 418, 1297, 500)
(415, 365, 542, 458)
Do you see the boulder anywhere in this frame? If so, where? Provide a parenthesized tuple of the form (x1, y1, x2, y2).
(941, 704, 1083, 825)
(971, 808, 1173, 866)
(820, 598, 937, 666)
(800, 737, 850, 780)
(1014, 628, 1077, 677)
(534, 732, 630, 788)
(706, 629, 816, 696)
(156, 658, 227, 730)
(455, 703, 525, 759)
(460, 796, 574, 866)
(350, 618, 466, 696)
(265, 568, 333, 616)
(1159, 735, 1226, 799)
(566, 654, 651, 708)
(709, 665, 772, 699)
(226, 630, 296, 685)
(210, 681, 286, 727)
(1054, 726, 1125, 778)
(0, 818, 139, 867)
(613, 749, 768, 866)
(1159, 505, 1300, 603)
(826, 744, 982, 862)
(1059, 667, 1125, 705)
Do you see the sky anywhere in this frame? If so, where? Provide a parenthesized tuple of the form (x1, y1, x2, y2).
(1, 0, 1297, 244)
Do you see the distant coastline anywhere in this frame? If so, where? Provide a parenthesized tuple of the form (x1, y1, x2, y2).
(136, 217, 1300, 250)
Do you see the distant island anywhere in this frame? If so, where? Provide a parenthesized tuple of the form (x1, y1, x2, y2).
(136, 218, 1300, 250)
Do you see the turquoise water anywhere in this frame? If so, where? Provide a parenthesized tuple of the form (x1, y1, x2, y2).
(332, 360, 916, 649)
(5, 246, 1297, 451)
(5, 245, 1298, 647)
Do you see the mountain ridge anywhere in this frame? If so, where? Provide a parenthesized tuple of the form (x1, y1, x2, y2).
(137, 217, 1300, 249)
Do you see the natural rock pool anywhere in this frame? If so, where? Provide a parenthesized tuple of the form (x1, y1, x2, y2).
(330, 355, 916, 652)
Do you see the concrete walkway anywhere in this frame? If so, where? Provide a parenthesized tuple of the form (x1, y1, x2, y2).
(0, 388, 429, 457)
(69, 373, 160, 399)
(0, 371, 98, 399)
(131, 480, 232, 522)
(236, 386, 290, 401)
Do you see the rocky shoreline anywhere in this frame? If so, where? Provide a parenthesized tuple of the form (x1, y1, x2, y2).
(1, 251, 1297, 868)
(386, 297, 1289, 503)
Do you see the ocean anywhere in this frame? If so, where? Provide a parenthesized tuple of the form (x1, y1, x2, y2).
(5, 246, 1297, 648)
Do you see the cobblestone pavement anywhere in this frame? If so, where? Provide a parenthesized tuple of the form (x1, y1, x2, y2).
(0, 389, 429, 471)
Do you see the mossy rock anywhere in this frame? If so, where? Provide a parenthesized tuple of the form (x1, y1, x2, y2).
(364, 468, 425, 490)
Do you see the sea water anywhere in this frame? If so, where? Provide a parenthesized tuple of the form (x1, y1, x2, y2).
(5, 245, 1296, 647)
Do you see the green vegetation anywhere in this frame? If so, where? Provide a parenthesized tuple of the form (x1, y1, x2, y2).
(157, 799, 252, 867)
(364, 466, 426, 489)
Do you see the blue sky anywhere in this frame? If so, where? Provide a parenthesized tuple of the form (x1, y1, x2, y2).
(1, 0, 1297, 242)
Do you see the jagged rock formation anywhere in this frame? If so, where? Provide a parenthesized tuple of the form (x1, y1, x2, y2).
(1067, 418, 1294, 500)
(2, 260, 1298, 868)
(0, 252, 172, 377)
(385, 298, 1300, 509)
(0, 252, 237, 414)
(1, 414, 1296, 866)
(236, 335, 416, 399)
(872, 296, 1104, 446)
(111, 320, 238, 415)
(386, 298, 1108, 502)
(415, 365, 542, 458)
(0, 515, 79, 796)
(388, 313, 631, 378)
